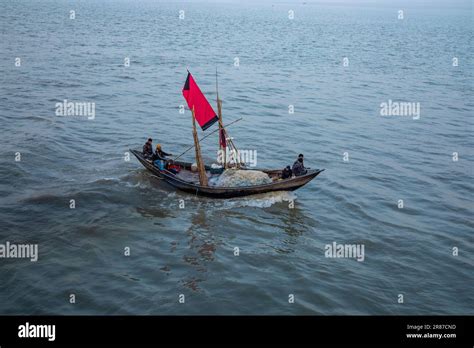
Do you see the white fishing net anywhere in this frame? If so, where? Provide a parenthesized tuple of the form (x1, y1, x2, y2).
(209, 169, 272, 187)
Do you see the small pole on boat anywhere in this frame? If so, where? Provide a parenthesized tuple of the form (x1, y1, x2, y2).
(191, 106, 208, 186)
(215, 68, 242, 169)
(216, 68, 227, 169)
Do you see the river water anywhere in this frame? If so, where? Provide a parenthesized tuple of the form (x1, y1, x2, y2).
(0, 0, 472, 314)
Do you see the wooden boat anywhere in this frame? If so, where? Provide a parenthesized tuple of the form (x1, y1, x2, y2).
(132, 71, 324, 198)
(130, 149, 324, 198)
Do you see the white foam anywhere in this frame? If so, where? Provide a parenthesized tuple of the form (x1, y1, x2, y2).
(197, 191, 297, 210)
(227, 191, 297, 208)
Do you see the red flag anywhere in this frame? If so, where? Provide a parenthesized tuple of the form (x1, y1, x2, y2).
(182, 72, 218, 131)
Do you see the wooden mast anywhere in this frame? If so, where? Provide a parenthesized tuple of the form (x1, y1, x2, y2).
(215, 69, 243, 168)
(216, 69, 226, 168)
(192, 106, 208, 186)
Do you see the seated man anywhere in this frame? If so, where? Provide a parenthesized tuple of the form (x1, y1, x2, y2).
(292, 153, 307, 177)
(281, 165, 292, 179)
(152, 144, 172, 161)
(142, 138, 153, 159)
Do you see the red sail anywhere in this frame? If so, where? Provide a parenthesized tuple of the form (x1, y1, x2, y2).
(182, 72, 218, 131)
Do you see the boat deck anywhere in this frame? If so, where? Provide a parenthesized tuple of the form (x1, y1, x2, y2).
(175, 169, 216, 184)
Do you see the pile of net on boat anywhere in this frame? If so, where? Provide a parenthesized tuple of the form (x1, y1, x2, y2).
(209, 169, 272, 187)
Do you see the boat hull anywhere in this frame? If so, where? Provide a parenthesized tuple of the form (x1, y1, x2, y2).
(130, 149, 323, 198)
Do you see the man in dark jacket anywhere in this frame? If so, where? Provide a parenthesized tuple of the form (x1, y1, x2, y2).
(292, 154, 307, 176)
(142, 138, 153, 159)
(281, 165, 292, 179)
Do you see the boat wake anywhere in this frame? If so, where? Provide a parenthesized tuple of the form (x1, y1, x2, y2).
(167, 190, 298, 210)
(222, 191, 297, 209)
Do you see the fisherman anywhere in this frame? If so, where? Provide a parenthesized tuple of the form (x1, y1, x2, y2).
(281, 165, 292, 179)
(292, 154, 307, 176)
(142, 138, 153, 159)
(152, 144, 172, 161)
